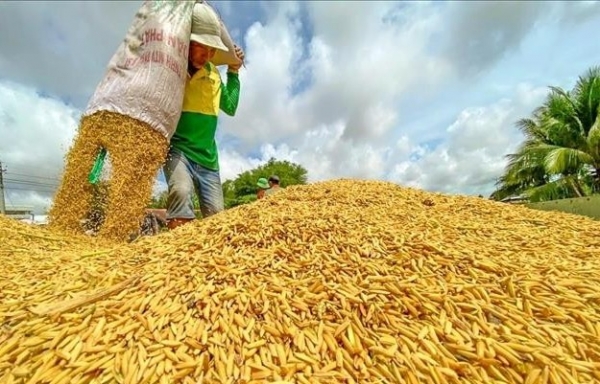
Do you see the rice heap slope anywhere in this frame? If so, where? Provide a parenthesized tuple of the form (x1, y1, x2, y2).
(1, 179, 600, 384)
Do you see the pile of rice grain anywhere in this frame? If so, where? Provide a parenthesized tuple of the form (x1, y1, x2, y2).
(1, 179, 600, 384)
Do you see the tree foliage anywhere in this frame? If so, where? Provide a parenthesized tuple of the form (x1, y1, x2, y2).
(492, 66, 600, 202)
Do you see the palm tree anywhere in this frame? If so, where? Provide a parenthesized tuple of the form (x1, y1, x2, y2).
(493, 66, 600, 202)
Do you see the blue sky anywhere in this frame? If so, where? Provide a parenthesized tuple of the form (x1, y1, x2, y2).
(0, 0, 599, 213)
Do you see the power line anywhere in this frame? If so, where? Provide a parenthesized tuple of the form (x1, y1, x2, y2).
(0, 167, 61, 211)
(4, 171, 61, 182)
(5, 186, 56, 193)
(4, 178, 59, 188)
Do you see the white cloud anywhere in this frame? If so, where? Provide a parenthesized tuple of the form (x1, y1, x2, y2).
(0, 81, 80, 213)
(220, 1, 451, 151)
(210, 1, 554, 192)
(214, 81, 547, 198)
(389, 84, 548, 196)
(0, 1, 143, 107)
(217, 148, 262, 182)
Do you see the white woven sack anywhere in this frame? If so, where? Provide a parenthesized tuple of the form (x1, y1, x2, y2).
(84, 1, 196, 140)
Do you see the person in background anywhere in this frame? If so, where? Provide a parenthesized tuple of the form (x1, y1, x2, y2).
(264, 175, 282, 197)
(163, 3, 245, 230)
(256, 177, 269, 199)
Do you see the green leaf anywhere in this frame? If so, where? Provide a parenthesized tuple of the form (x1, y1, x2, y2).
(587, 108, 600, 159)
(543, 146, 594, 174)
(524, 175, 587, 202)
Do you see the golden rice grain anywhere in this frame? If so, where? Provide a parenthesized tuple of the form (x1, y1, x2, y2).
(1, 179, 600, 383)
(47, 110, 168, 242)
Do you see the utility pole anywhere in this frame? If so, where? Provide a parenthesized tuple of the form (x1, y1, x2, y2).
(0, 160, 5, 214)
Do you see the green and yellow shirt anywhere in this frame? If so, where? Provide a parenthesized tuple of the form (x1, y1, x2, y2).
(170, 62, 240, 171)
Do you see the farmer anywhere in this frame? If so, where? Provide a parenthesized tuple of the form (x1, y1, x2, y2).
(48, 2, 198, 241)
(164, 3, 245, 230)
(264, 175, 282, 197)
(256, 177, 270, 199)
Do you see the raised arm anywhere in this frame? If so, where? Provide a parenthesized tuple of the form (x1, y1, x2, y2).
(219, 72, 240, 116)
(219, 45, 245, 116)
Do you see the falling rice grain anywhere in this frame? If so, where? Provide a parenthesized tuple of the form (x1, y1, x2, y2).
(48, 111, 168, 242)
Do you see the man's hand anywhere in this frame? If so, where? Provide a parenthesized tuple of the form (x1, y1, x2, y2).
(227, 45, 245, 73)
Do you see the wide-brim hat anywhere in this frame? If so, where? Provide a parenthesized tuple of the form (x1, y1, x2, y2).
(257, 178, 269, 189)
(191, 2, 229, 52)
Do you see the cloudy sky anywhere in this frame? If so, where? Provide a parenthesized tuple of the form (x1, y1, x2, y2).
(1, 1, 599, 214)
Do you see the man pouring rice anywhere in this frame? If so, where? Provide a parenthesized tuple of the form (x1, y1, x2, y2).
(48, 1, 243, 241)
(163, 4, 245, 230)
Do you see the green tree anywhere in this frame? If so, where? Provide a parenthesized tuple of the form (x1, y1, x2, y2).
(225, 158, 308, 208)
(492, 66, 600, 202)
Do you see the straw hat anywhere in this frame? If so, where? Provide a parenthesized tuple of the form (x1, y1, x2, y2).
(191, 2, 229, 52)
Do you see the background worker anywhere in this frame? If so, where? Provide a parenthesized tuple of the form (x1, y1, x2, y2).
(265, 175, 282, 197)
(256, 177, 269, 199)
(163, 3, 245, 230)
